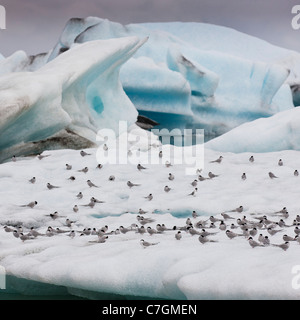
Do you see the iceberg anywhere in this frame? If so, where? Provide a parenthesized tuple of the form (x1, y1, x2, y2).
(120, 56, 192, 116)
(1, 17, 299, 141)
(0, 51, 29, 75)
(0, 51, 51, 76)
(0, 36, 147, 163)
(205, 107, 300, 153)
(46, 18, 299, 136)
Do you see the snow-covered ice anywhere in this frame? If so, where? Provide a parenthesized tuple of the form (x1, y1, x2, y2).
(1, 144, 300, 300)
(206, 107, 300, 153)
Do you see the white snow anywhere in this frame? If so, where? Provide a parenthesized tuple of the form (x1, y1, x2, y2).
(1, 144, 300, 299)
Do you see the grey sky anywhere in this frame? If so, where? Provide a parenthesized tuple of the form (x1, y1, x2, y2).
(0, 0, 299, 57)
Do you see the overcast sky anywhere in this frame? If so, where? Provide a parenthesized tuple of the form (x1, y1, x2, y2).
(0, 0, 299, 57)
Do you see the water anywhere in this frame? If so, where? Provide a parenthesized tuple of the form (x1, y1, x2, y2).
(0, 275, 165, 300)
(0, 275, 87, 300)
(0, 292, 86, 300)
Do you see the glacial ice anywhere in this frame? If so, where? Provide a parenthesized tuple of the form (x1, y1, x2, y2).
(0, 50, 51, 76)
(205, 107, 300, 153)
(120, 57, 192, 115)
(45, 18, 300, 133)
(0, 51, 28, 75)
(166, 46, 219, 100)
(1, 17, 299, 142)
(0, 36, 147, 162)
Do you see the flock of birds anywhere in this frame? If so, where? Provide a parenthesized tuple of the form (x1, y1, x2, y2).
(2, 149, 300, 251)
